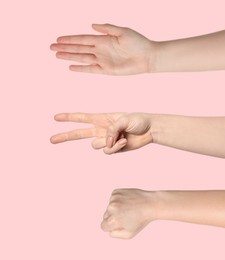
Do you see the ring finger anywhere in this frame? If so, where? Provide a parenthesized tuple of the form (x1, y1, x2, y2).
(56, 52, 97, 64)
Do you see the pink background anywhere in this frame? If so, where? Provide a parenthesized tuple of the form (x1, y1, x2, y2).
(1, 0, 225, 259)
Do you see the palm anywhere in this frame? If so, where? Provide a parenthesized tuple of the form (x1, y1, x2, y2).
(50, 24, 154, 75)
(94, 30, 152, 75)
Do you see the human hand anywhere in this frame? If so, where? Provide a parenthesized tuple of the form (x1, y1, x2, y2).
(102, 189, 225, 239)
(101, 189, 157, 239)
(50, 112, 153, 154)
(50, 23, 158, 75)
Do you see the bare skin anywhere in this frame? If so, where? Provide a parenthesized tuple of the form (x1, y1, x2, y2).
(50, 113, 225, 158)
(102, 189, 225, 239)
(50, 23, 225, 75)
(49, 25, 225, 240)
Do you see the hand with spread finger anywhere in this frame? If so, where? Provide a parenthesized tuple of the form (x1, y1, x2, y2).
(50, 24, 225, 74)
(50, 112, 153, 154)
(51, 112, 225, 158)
(50, 23, 157, 75)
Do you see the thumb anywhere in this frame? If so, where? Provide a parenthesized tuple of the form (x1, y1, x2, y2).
(109, 229, 133, 239)
(106, 116, 129, 148)
(92, 23, 123, 36)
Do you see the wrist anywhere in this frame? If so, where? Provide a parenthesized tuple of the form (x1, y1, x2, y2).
(150, 191, 178, 221)
(149, 114, 185, 147)
(148, 114, 165, 145)
(151, 39, 189, 73)
(141, 190, 176, 222)
(142, 191, 162, 222)
(148, 41, 171, 73)
(147, 41, 161, 73)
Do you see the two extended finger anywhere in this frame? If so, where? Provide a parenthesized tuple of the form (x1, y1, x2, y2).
(50, 36, 98, 65)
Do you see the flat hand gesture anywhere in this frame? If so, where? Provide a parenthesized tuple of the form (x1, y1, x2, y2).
(50, 23, 156, 75)
(50, 113, 153, 154)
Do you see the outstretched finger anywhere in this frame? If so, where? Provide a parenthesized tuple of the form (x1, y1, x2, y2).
(50, 44, 95, 54)
(56, 52, 97, 64)
(50, 128, 95, 144)
(69, 64, 103, 74)
(57, 35, 99, 45)
(54, 113, 96, 123)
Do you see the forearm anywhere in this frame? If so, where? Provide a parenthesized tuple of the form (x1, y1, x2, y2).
(150, 115, 225, 158)
(153, 30, 225, 72)
(153, 190, 225, 228)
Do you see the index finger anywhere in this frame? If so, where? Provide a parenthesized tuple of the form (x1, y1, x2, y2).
(57, 34, 99, 45)
(54, 113, 96, 123)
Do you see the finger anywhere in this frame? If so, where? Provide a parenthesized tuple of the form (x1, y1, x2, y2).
(57, 35, 98, 45)
(92, 23, 123, 37)
(106, 136, 114, 148)
(50, 128, 95, 144)
(101, 216, 118, 232)
(101, 219, 111, 232)
(103, 138, 127, 155)
(107, 133, 125, 148)
(92, 138, 106, 149)
(54, 113, 95, 123)
(106, 117, 129, 147)
(69, 64, 103, 74)
(109, 229, 133, 240)
(56, 52, 97, 64)
(50, 44, 94, 54)
(103, 210, 110, 219)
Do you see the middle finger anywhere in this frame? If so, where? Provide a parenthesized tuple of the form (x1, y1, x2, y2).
(50, 44, 95, 54)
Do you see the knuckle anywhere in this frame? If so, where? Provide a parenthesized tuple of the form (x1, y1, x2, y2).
(107, 125, 114, 133)
(112, 189, 121, 195)
(101, 221, 107, 231)
(107, 216, 116, 224)
(108, 202, 118, 211)
(110, 195, 118, 203)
